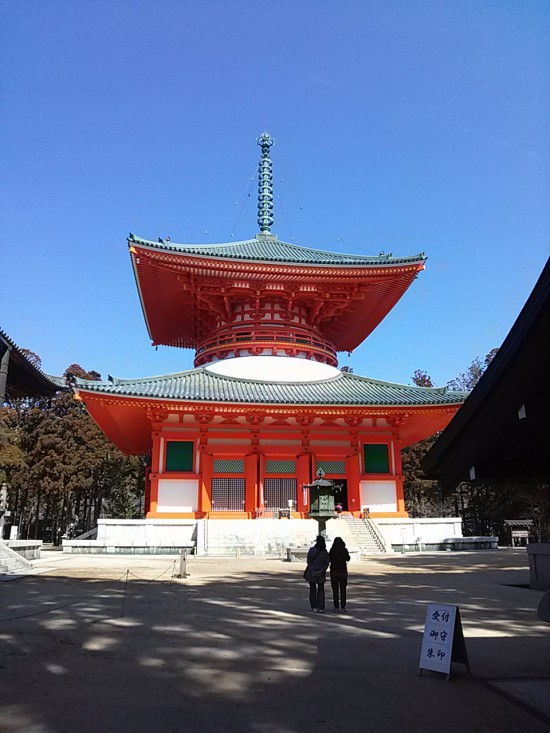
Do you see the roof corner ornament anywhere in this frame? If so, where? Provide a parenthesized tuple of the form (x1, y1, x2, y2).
(257, 132, 275, 234)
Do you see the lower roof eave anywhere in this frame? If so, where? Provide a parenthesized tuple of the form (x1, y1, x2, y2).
(74, 389, 462, 454)
(74, 389, 464, 414)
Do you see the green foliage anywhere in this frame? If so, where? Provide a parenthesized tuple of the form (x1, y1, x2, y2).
(0, 364, 145, 541)
(411, 370, 433, 388)
(403, 434, 451, 517)
(402, 369, 445, 516)
(0, 406, 23, 482)
(446, 348, 498, 391)
(19, 349, 42, 369)
(64, 364, 102, 381)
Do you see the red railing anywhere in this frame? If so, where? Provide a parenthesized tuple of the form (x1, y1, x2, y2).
(195, 326, 337, 366)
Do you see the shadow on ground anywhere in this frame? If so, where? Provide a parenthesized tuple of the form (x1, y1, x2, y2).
(1, 552, 549, 733)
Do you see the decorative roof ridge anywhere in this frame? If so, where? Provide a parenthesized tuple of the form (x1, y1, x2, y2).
(129, 232, 262, 248)
(127, 233, 426, 266)
(73, 368, 200, 387)
(74, 366, 345, 389)
(74, 365, 468, 398)
(340, 369, 469, 397)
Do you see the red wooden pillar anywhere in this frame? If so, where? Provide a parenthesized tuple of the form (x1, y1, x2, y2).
(393, 439, 403, 474)
(258, 453, 266, 510)
(245, 453, 258, 515)
(393, 440, 407, 516)
(296, 453, 311, 513)
(200, 452, 213, 513)
(395, 478, 407, 515)
(148, 430, 162, 516)
(143, 467, 151, 515)
(346, 453, 361, 516)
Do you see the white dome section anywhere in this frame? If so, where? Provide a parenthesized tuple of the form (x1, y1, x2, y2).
(205, 356, 341, 383)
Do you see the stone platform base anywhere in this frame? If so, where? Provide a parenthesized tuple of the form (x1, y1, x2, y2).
(62, 516, 467, 556)
(5, 540, 42, 560)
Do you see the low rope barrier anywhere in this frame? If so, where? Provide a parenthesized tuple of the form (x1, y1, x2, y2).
(0, 571, 130, 622)
(1, 558, 184, 623)
(126, 559, 177, 583)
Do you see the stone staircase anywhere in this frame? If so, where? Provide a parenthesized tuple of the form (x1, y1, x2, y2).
(0, 541, 33, 575)
(338, 515, 389, 554)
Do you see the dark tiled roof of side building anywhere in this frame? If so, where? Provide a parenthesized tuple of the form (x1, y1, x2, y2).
(0, 328, 66, 398)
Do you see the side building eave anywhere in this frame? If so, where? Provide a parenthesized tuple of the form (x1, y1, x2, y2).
(1, 327, 66, 400)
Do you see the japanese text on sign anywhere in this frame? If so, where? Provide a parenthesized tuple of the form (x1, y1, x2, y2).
(419, 603, 457, 674)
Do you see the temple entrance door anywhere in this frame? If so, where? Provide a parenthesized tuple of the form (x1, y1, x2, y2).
(333, 479, 348, 511)
(264, 478, 297, 512)
(211, 478, 246, 511)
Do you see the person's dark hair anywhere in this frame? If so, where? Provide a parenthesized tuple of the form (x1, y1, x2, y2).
(314, 535, 326, 549)
(329, 536, 347, 558)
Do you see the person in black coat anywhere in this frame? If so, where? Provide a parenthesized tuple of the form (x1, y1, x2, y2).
(304, 535, 330, 613)
(329, 536, 351, 612)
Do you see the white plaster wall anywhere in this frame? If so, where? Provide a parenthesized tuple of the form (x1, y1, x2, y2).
(157, 479, 198, 513)
(97, 520, 147, 543)
(197, 518, 319, 554)
(205, 356, 340, 382)
(145, 521, 196, 546)
(360, 480, 397, 513)
(97, 519, 196, 545)
(375, 518, 463, 543)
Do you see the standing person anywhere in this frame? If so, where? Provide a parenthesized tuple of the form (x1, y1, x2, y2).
(329, 536, 350, 612)
(304, 535, 330, 613)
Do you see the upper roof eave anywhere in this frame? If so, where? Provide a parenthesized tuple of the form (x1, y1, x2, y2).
(128, 233, 427, 269)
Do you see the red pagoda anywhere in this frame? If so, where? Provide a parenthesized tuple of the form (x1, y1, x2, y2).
(74, 133, 466, 521)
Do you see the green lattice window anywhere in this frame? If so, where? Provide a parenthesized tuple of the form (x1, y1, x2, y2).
(363, 444, 390, 474)
(165, 441, 194, 472)
(316, 460, 346, 475)
(265, 459, 296, 474)
(213, 459, 245, 474)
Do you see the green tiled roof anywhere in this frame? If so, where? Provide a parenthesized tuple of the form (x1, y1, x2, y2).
(74, 368, 467, 407)
(128, 233, 426, 268)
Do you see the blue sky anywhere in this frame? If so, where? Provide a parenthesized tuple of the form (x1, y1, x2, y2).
(2, 1, 549, 387)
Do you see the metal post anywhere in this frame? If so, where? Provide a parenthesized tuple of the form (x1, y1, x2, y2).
(179, 548, 188, 578)
(0, 482, 8, 540)
(121, 570, 129, 617)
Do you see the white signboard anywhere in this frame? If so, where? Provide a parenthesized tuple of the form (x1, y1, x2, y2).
(419, 603, 469, 679)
